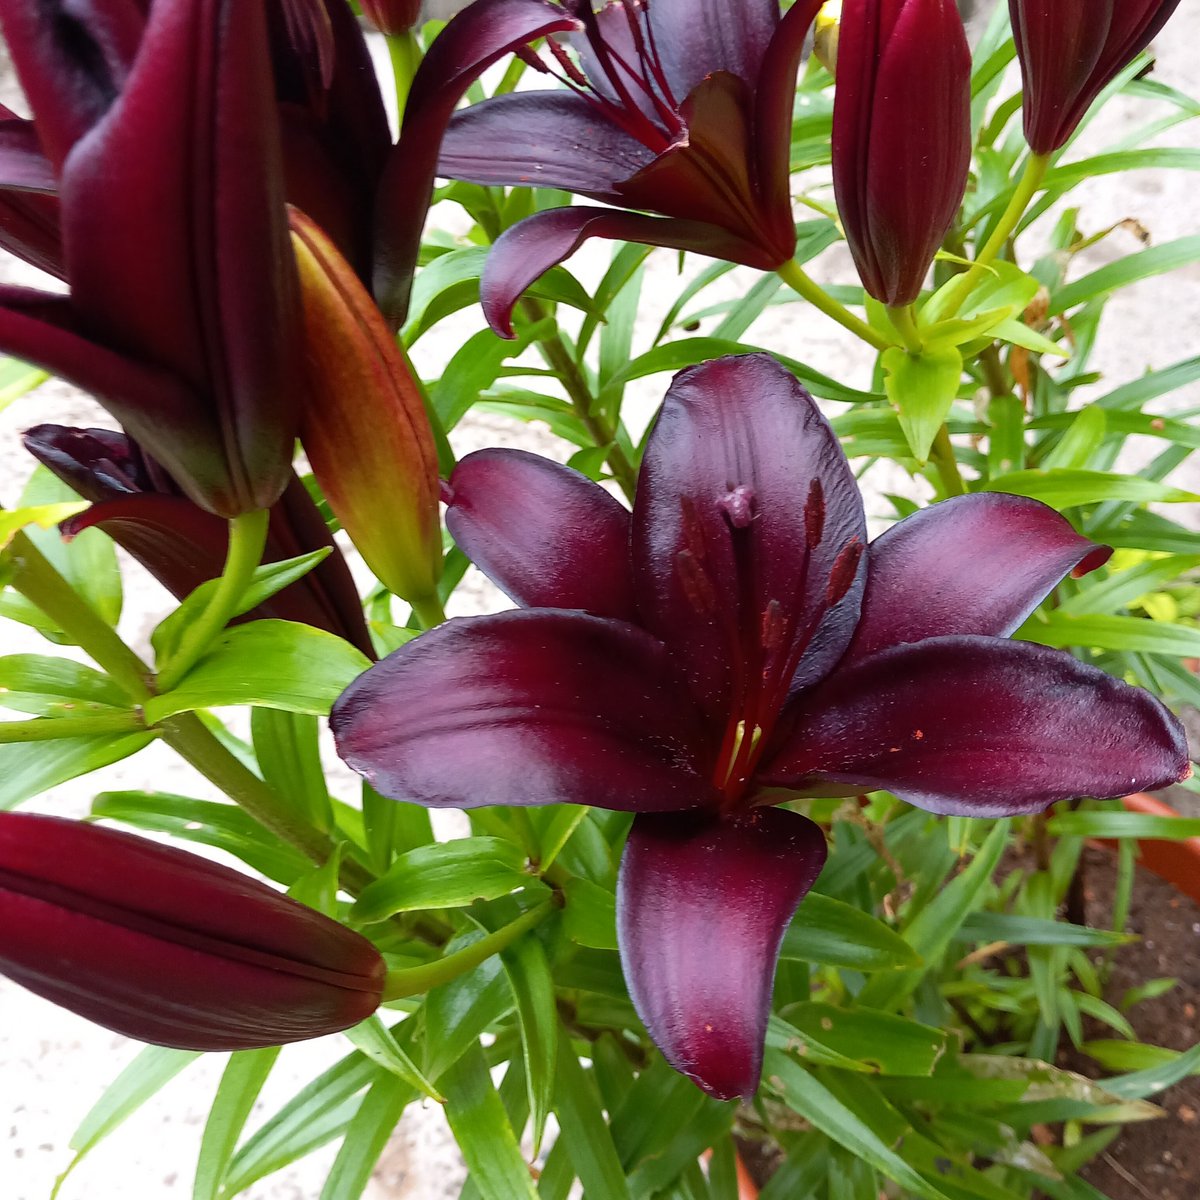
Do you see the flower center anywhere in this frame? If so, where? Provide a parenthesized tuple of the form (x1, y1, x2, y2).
(522, 1, 685, 152)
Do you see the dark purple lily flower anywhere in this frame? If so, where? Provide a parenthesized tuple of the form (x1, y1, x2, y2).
(331, 354, 1189, 1100)
(24, 424, 375, 658)
(0, 813, 385, 1050)
(373, 0, 825, 329)
(0, 102, 63, 279)
(0, 0, 303, 518)
(1010, 0, 1183, 155)
(831, 0, 972, 307)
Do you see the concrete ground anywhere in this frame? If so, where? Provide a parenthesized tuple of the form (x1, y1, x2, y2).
(2, 6, 1199, 1198)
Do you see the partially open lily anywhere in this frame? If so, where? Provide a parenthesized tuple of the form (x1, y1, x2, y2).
(0, 0, 302, 518)
(332, 354, 1189, 1100)
(374, 0, 824, 328)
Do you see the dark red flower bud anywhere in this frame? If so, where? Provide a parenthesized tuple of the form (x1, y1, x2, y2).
(1009, 0, 1182, 154)
(831, 0, 972, 306)
(0, 814, 385, 1050)
(361, 0, 423, 34)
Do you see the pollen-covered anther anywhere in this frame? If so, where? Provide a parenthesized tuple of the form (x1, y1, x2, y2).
(804, 479, 825, 550)
(676, 549, 718, 615)
(719, 484, 756, 529)
(826, 538, 863, 605)
(761, 599, 786, 653)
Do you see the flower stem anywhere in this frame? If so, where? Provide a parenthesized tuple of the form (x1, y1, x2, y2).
(382, 900, 554, 1000)
(0, 711, 149, 743)
(409, 591, 447, 630)
(887, 303, 924, 354)
(939, 153, 1050, 316)
(520, 297, 639, 500)
(7, 531, 154, 700)
(930, 425, 967, 497)
(777, 258, 891, 352)
(156, 508, 270, 692)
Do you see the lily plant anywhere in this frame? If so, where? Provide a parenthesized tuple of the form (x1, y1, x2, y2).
(332, 354, 1189, 1099)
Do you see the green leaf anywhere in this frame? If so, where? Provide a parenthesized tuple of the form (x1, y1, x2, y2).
(353, 837, 536, 922)
(551, 1035, 632, 1200)
(193, 1047, 280, 1200)
(494, 922, 556, 1153)
(0, 354, 48, 414)
(781, 892, 921, 971)
(6, 469, 121, 632)
(1050, 236, 1200, 314)
(150, 549, 330, 664)
(423, 931, 513, 1081)
(222, 1052, 378, 1196)
(957, 912, 1135, 947)
(251, 707, 332, 834)
(442, 1042, 539, 1200)
(986, 468, 1198, 507)
(0, 653, 129, 716)
(1047, 810, 1200, 840)
(1041, 407, 1107, 471)
(990, 316, 1069, 357)
(779, 1005, 948, 1076)
(763, 1052, 952, 1200)
(882, 345, 963, 463)
(607, 338, 882, 405)
(1058, 555, 1200, 616)
(91, 790, 311, 884)
(1020, 612, 1200, 657)
(143, 620, 371, 722)
(433, 324, 544, 430)
(1, 732, 154, 811)
(0, 500, 89, 550)
(561, 875, 618, 950)
(55, 1047, 200, 1197)
(343, 1015, 443, 1101)
(319, 1072, 413, 1200)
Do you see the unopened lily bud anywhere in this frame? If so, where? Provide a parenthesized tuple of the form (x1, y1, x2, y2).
(360, 0, 422, 34)
(0, 813, 384, 1049)
(1009, 0, 1182, 154)
(832, 0, 971, 306)
(290, 208, 442, 610)
(814, 1, 841, 75)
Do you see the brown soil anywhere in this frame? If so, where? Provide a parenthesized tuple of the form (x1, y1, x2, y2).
(1074, 846, 1200, 1200)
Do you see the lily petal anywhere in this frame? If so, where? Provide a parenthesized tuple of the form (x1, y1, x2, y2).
(763, 635, 1191, 817)
(618, 807, 827, 1100)
(0, 117, 64, 277)
(843, 494, 1112, 663)
(446, 448, 637, 619)
(439, 91, 655, 194)
(643, 0, 779, 102)
(331, 610, 715, 812)
(754, 0, 824, 242)
(633, 354, 866, 730)
(374, 0, 582, 323)
(480, 206, 769, 338)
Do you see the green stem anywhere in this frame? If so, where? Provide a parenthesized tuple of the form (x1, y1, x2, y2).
(940, 153, 1050, 315)
(7, 531, 154, 700)
(409, 591, 447, 630)
(382, 901, 553, 1000)
(777, 258, 891, 352)
(386, 31, 422, 121)
(930, 425, 967, 497)
(519, 298, 638, 501)
(887, 303, 924, 354)
(156, 508, 270, 692)
(0, 711, 149, 743)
